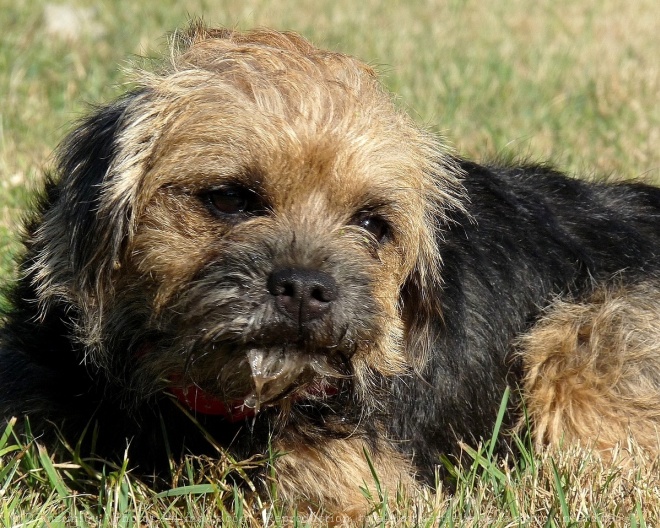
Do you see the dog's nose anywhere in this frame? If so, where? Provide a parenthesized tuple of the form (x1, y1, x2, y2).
(267, 268, 338, 323)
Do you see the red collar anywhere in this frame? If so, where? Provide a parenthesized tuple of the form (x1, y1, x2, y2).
(169, 384, 256, 422)
(169, 380, 339, 422)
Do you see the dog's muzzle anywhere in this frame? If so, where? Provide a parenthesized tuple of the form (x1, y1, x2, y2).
(170, 267, 347, 421)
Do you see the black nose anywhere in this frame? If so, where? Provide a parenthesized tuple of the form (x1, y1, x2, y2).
(267, 268, 338, 323)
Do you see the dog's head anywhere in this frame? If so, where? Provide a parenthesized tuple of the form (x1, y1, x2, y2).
(30, 25, 461, 417)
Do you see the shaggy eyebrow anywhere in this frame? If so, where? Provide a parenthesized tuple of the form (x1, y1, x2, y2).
(352, 187, 410, 216)
(159, 166, 268, 196)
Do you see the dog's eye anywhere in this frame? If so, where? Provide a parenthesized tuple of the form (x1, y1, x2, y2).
(203, 187, 264, 218)
(355, 214, 391, 243)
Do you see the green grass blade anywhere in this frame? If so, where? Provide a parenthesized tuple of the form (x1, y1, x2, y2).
(37, 444, 71, 499)
(156, 483, 217, 498)
(487, 385, 510, 461)
(550, 458, 570, 524)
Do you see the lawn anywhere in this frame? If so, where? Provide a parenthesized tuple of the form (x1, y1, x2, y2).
(1, 0, 659, 525)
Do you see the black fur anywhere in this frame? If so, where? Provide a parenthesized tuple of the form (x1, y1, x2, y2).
(2, 103, 660, 488)
(391, 160, 660, 482)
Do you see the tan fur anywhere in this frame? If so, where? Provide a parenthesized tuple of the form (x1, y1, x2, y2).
(273, 434, 418, 521)
(520, 282, 660, 454)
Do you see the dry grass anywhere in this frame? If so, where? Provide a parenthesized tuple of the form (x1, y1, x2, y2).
(3, 416, 659, 526)
(1, 0, 660, 525)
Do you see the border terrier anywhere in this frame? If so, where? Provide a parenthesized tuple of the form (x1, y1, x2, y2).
(2, 24, 660, 517)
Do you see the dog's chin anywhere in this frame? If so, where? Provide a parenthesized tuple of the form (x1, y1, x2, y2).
(169, 346, 346, 421)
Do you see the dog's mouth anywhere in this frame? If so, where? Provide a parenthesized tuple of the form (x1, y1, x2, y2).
(168, 347, 346, 421)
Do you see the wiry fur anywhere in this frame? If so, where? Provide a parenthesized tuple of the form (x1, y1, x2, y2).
(520, 282, 660, 453)
(2, 24, 660, 519)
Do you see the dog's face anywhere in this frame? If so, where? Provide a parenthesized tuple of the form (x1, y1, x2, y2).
(31, 27, 458, 415)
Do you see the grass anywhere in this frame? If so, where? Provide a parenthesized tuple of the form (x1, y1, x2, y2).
(3, 397, 659, 526)
(1, 0, 659, 525)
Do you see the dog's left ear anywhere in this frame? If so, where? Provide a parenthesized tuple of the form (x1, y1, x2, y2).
(400, 158, 463, 372)
(401, 250, 444, 373)
(29, 89, 151, 309)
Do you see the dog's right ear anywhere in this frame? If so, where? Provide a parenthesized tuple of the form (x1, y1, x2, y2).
(28, 89, 152, 311)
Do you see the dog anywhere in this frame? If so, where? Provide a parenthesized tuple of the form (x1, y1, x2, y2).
(2, 24, 660, 518)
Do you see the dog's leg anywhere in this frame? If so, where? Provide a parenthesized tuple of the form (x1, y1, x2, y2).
(271, 435, 418, 520)
(520, 282, 660, 453)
